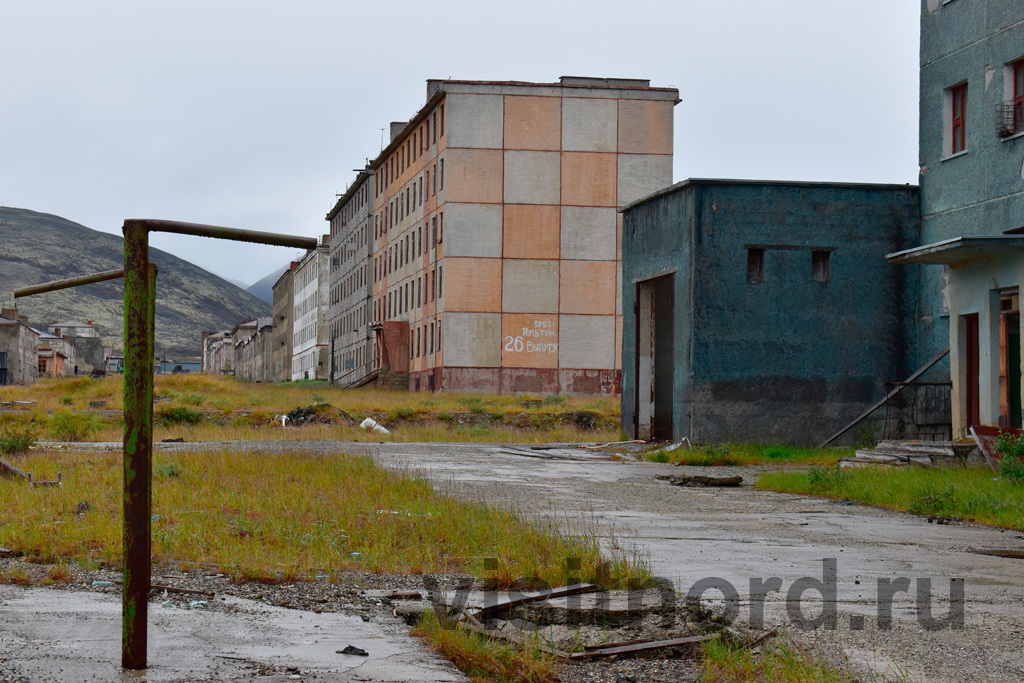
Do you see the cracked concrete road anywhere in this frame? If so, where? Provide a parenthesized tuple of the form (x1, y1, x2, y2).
(335, 441, 1024, 683)
(0, 587, 465, 682)
(14, 440, 1024, 681)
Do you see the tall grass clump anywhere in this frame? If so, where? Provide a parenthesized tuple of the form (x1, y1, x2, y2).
(997, 432, 1024, 484)
(156, 405, 205, 427)
(47, 411, 106, 441)
(699, 634, 857, 682)
(0, 424, 36, 454)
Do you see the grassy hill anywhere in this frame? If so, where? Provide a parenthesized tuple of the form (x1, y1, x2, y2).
(0, 207, 270, 358)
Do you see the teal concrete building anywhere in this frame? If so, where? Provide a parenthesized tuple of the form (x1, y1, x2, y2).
(620, 180, 919, 445)
(889, 1, 1024, 436)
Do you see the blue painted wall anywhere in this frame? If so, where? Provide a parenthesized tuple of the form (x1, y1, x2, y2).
(622, 180, 920, 445)
(918, 0, 1024, 369)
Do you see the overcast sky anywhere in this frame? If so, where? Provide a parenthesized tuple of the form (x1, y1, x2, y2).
(0, 0, 921, 286)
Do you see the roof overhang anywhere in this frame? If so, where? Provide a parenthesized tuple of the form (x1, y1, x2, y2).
(887, 236, 1024, 265)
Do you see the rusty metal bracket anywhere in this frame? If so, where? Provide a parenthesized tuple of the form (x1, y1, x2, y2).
(14, 219, 316, 670)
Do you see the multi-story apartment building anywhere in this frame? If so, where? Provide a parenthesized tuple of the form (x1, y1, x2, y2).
(888, 2, 1024, 436)
(367, 76, 678, 394)
(326, 171, 374, 386)
(271, 263, 295, 382)
(291, 239, 330, 381)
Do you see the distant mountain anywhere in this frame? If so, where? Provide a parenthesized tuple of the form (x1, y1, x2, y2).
(224, 277, 250, 289)
(245, 264, 289, 304)
(0, 207, 270, 358)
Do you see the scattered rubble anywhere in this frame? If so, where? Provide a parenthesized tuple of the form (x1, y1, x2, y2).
(656, 473, 742, 487)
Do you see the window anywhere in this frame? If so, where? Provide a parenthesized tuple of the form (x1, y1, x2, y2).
(950, 82, 967, 154)
(1016, 61, 1024, 131)
(432, 164, 437, 195)
(440, 104, 445, 136)
(439, 159, 444, 191)
(747, 248, 765, 283)
(812, 251, 831, 282)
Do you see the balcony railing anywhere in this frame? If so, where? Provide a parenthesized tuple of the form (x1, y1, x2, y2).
(996, 102, 1023, 138)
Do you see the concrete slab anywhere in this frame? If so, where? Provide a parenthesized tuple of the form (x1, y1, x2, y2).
(0, 587, 464, 682)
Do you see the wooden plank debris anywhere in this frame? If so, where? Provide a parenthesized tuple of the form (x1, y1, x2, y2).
(656, 474, 742, 487)
(467, 583, 600, 620)
(567, 633, 717, 660)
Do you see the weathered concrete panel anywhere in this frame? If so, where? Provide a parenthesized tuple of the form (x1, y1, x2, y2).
(443, 257, 502, 312)
(621, 180, 920, 445)
(442, 366, 501, 393)
(504, 151, 560, 204)
(445, 93, 503, 149)
(559, 314, 615, 369)
(504, 96, 561, 151)
(500, 367, 560, 393)
(562, 152, 617, 207)
(502, 259, 558, 313)
(443, 203, 503, 258)
(558, 368, 620, 395)
(502, 313, 558, 368)
(562, 98, 617, 152)
(560, 207, 617, 260)
(617, 154, 673, 207)
(560, 261, 616, 315)
(445, 149, 503, 204)
(617, 99, 674, 154)
(504, 205, 560, 259)
(443, 313, 501, 367)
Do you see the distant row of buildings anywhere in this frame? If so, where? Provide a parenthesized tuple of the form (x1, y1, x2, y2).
(0, 311, 117, 385)
(204, 77, 679, 391)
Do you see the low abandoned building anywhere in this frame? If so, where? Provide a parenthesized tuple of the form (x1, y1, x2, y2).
(271, 262, 296, 382)
(0, 308, 40, 385)
(47, 319, 104, 375)
(37, 330, 75, 377)
(620, 179, 921, 445)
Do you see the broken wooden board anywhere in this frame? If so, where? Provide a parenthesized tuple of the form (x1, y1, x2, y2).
(467, 583, 600, 620)
(567, 633, 717, 660)
(656, 474, 742, 487)
(0, 457, 31, 481)
(969, 425, 1023, 472)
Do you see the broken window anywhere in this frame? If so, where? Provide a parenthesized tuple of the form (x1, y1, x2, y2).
(747, 248, 765, 283)
(812, 251, 831, 282)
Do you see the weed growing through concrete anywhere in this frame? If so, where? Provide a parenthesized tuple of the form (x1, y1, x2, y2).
(0, 448, 645, 586)
(758, 466, 1024, 530)
(413, 610, 559, 683)
(698, 633, 859, 682)
(644, 443, 848, 467)
(0, 424, 36, 455)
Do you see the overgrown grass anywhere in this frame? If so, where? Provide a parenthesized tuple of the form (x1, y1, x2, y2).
(699, 635, 858, 682)
(413, 610, 559, 683)
(644, 443, 847, 467)
(0, 449, 646, 586)
(758, 466, 1024, 530)
(0, 424, 36, 455)
(46, 411, 106, 441)
(0, 375, 620, 443)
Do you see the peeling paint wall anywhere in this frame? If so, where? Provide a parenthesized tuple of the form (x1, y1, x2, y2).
(918, 0, 1024, 370)
(623, 180, 920, 445)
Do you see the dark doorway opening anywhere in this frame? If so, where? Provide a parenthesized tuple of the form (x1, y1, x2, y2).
(965, 313, 980, 429)
(1000, 290, 1021, 429)
(635, 275, 674, 441)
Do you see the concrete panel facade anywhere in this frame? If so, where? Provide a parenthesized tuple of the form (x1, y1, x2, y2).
(445, 94, 503, 149)
(504, 96, 561, 151)
(444, 258, 502, 312)
(444, 203, 503, 258)
(502, 259, 559, 313)
(444, 313, 501, 367)
(503, 205, 560, 259)
(365, 77, 678, 394)
(618, 154, 674, 207)
(504, 151, 560, 205)
(560, 207, 617, 260)
(562, 98, 617, 152)
(559, 314, 615, 369)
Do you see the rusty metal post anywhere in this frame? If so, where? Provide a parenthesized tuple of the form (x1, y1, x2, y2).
(121, 223, 156, 670)
(13, 269, 125, 298)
